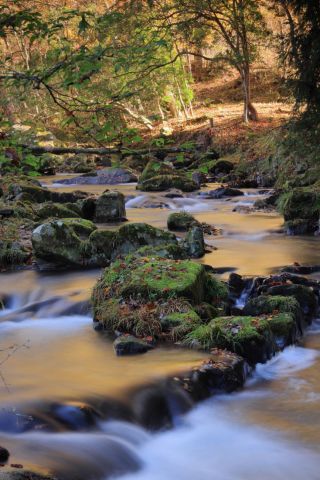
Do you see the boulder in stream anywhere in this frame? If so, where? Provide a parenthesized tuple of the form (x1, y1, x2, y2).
(94, 191, 126, 223)
(92, 256, 227, 338)
(183, 226, 205, 258)
(167, 211, 200, 232)
(137, 160, 198, 192)
(278, 188, 320, 235)
(32, 218, 98, 269)
(185, 314, 297, 364)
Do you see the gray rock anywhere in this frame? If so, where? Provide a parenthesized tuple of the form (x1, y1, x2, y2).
(94, 191, 126, 223)
(183, 226, 205, 258)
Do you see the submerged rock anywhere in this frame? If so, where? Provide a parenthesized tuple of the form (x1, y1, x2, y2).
(200, 187, 244, 199)
(114, 335, 154, 356)
(0, 445, 10, 462)
(0, 471, 58, 480)
(56, 168, 138, 185)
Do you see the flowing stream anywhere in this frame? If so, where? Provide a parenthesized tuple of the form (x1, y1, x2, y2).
(0, 177, 320, 479)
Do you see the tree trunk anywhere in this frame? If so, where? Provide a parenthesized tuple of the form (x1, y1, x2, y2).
(241, 65, 258, 123)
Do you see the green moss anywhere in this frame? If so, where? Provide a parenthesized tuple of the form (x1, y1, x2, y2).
(112, 223, 177, 258)
(161, 310, 202, 340)
(244, 295, 301, 323)
(268, 313, 296, 338)
(36, 202, 81, 220)
(185, 315, 269, 350)
(133, 243, 187, 260)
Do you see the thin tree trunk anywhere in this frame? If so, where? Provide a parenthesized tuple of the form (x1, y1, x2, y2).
(241, 64, 258, 122)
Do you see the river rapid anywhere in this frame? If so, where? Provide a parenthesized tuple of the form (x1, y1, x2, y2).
(0, 177, 320, 479)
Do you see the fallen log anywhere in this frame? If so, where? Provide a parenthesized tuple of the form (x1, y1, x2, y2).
(21, 144, 194, 156)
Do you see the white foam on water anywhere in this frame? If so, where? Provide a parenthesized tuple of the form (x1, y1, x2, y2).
(253, 346, 319, 382)
(0, 315, 91, 335)
(115, 399, 320, 480)
(125, 195, 149, 208)
(167, 198, 212, 212)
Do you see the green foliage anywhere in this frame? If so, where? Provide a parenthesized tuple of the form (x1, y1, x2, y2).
(277, 0, 320, 115)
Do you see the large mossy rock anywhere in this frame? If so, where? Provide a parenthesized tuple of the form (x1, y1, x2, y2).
(32, 218, 97, 268)
(186, 314, 296, 364)
(278, 188, 320, 234)
(94, 191, 126, 223)
(31, 221, 180, 269)
(137, 160, 198, 192)
(112, 223, 177, 258)
(92, 257, 227, 337)
(167, 212, 200, 231)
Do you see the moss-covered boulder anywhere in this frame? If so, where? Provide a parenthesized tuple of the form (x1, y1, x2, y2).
(94, 191, 126, 223)
(112, 223, 177, 258)
(167, 212, 200, 231)
(243, 295, 302, 324)
(185, 314, 296, 364)
(36, 202, 81, 220)
(32, 218, 97, 268)
(139, 174, 198, 192)
(92, 257, 227, 337)
(138, 160, 198, 192)
(265, 284, 318, 317)
(278, 188, 320, 234)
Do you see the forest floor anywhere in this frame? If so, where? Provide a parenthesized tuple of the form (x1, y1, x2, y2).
(141, 68, 294, 155)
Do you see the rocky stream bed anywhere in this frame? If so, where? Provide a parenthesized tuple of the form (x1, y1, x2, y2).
(0, 166, 320, 480)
